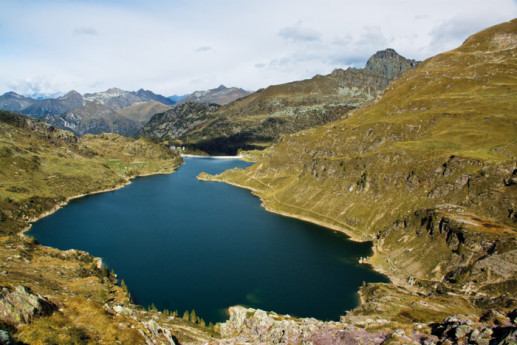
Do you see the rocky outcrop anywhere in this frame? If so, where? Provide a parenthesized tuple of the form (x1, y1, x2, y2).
(427, 311, 517, 345)
(365, 48, 419, 81)
(0, 286, 56, 324)
(0, 330, 15, 345)
(217, 306, 387, 345)
(215, 306, 517, 345)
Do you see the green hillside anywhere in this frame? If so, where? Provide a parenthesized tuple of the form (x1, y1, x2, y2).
(203, 19, 517, 324)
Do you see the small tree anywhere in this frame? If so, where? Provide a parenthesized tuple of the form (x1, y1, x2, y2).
(150, 303, 157, 312)
(120, 279, 128, 293)
(182, 310, 189, 321)
(99, 288, 108, 303)
(190, 309, 197, 324)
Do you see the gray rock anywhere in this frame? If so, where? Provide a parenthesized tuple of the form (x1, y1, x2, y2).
(0, 286, 55, 324)
(0, 330, 15, 345)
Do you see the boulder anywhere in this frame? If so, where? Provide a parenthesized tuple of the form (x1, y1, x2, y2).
(0, 286, 56, 324)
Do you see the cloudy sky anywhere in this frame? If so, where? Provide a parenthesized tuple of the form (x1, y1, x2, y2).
(1, 0, 515, 97)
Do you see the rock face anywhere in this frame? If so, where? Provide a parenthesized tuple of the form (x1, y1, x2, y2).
(139, 49, 419, 154)
(174, 85, 251, 106)
(0, 286, 56, 324)
(365, 48, 419, 80)
(43, 101, 141, 136)
(137, 102, 220, 141)
(83, 88, 174, 111)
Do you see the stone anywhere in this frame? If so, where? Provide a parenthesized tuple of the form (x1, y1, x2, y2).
(454, 324, 472, 339)
(0, 286, 56, 324)
(480, 309, 511, 326)
(0, 330, 15, 345)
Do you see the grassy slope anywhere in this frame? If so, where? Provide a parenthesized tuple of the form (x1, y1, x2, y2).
(115, 100, 172, 126)
(0, 111, 181, 211)
(0, 111, 217, 343)
(205, 19, 517, 322)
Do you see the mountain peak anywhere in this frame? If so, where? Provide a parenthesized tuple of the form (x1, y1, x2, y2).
(365, 48, 419, 79)
(62, 90, 82, 98)
(105, 88, 126, 95)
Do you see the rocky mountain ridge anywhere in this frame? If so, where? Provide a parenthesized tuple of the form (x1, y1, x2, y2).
(174, 85, 252, 106)
(0, 88, 175, 118)
(139, 49, 420, 154)
(0, 88, 175, 136)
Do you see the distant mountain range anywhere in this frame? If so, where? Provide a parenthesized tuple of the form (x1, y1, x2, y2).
(139, 48, 419, 154)
(0, 88, 175, 118)
(0, 88, 175, 136)
(0, 86, 252, 137)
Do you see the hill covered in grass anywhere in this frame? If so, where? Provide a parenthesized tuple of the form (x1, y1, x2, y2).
(0, 111, 225, 343)
(202, 19, 517, 326)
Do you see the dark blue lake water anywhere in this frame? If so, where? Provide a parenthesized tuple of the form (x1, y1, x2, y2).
(28, 157, 388, 323)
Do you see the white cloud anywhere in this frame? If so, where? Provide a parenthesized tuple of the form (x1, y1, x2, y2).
(195, 46, 213, 53)
(73, 27, 98, 36)
(0, 0, 515, 96)
(278, 24, 321, 42)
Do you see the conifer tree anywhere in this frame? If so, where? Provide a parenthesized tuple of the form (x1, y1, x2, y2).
(121, 279, 128, 293)
(182, 310, 189, 321)
(190, 309, 197, 323)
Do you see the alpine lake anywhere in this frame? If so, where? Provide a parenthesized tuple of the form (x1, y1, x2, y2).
(28, 157, 388, 323)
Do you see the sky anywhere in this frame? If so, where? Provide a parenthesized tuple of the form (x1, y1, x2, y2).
(0, 0, 516, 97)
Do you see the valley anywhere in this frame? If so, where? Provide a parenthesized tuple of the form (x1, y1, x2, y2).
(0, 18, 516, 345)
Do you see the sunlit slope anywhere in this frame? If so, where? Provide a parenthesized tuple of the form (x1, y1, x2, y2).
(0, 111, 182, 228)
(211, 19, 517, 240)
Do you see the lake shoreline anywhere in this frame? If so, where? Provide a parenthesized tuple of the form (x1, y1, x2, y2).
(197, 173, 395, 286)
(29, 157, 384, 323)
(20, 167, 179, 239)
